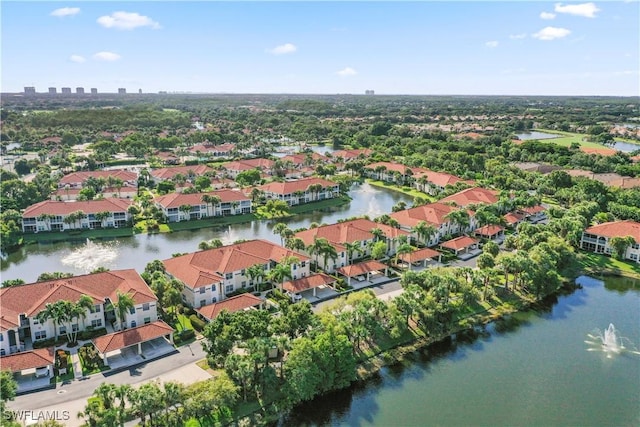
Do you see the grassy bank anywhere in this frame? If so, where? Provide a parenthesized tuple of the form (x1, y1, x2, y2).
(23, 227, 135, 244)
(366, 179, 435, 202)
(577, 251, 640, 279)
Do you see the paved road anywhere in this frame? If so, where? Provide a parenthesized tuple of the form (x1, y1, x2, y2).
(9, 341, 209, 426)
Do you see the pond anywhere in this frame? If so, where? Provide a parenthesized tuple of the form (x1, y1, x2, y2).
(282, 275, 640, 427)
(515, 131, 559, 140)
(1, 182, 412, 283)
(612, 140, 640, 153)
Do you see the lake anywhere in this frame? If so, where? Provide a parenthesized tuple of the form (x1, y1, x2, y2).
(282, 275, 640, 427)
(1, 182, 413, 283)
(515, 131, 559, 140)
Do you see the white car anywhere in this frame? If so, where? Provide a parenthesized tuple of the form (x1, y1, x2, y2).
(287, 292, 303, 302)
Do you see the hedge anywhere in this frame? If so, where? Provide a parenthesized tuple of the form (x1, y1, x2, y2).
(189, 314, 206, 332)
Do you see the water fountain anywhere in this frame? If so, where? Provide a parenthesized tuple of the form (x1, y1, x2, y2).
(61, 238, 119, 273)
(585, 323, 640, 358)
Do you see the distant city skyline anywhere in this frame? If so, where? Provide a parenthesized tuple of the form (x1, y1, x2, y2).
(2, 1, 639, 96)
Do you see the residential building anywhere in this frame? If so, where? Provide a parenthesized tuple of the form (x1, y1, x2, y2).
(257, 177, 340, 206)
(439, 187, 499, 208)
(22, 199, 132, 232)
(48, 87, 57, 95)
(294, 219, 409, 272)
(91, 88, 98, 94)
(150, 165, 213, 183)
(24, 87, 36, 95)
(155, 189, 252, 222)
(580, 220, 640, 263)
(390, 202, 478, 245)
(61, 87, 71, 94)
(223, 158, 275, 178)
(76, 87, 85, 94)
(331, 148, 373, 162)
(162, 240, 310, 308)
(118, 88, 126, 94)
(0, 270, 158, 354)
(280, 152, 328, 168)
(413, 169, 473, 195)
(188, 142, 236, 159)
(195, 294, 263, 322)
(57, 170, 138, 190)
(364, 161, 414, 183)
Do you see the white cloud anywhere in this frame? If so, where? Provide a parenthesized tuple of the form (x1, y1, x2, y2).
(485, 41, 499, 48)
(336, 67, 357, 77)
(540, 12, 556, 20)
(554, 2, 600, 18)
(509, 33, 527, 40)
(69, 55, 86, 63)
(532, 26, 571, 41)
(97, 11, 161, 30)
(267, 43, 297, 55)
(92, 51, 122, 61)
(51, 7, 80, 17)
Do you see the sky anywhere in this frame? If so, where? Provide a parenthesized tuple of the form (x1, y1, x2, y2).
(1, 1, 639, 96)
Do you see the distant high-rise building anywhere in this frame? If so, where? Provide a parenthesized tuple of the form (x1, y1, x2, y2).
(138, 88, 142, 94)
(118, 88, 126, 94)
(365, 90, 375, 95)
(61, 87, 72, 94)
(48, 87, 57, 94)
(24, 87, 36, 95)
(76, 87, 84, 94)
(90, 88, 98, 94)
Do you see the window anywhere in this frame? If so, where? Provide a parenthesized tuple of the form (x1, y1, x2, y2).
(200, 300, 206, 307)
(241, 281, 247, 288)
(241, 269, 246, 275)
(144, 317, 151, 325)
(225, 284, 234, 294)
(72, 324, 79, 332)
(301, 261, 306, 267)
(90, 305, 101, 313)
(143, 303, 150, 311)
(225, 273, 233, 280)
(211, 297, 217, 303)
(91, 319, 102, 328)
(35, 331, 46, 340)
(129, 307, 135, 314)
(131, 321, 137, 328)
(59, 326, 67, 335)
(0, 335, 3, 342)
(211, 284, 217, 292)
(32, 318, 39, 325)
(293, 264, 297, 270)
(199, 287, 206, 294)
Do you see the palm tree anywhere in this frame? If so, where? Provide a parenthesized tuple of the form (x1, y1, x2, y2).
(178, 204, 193, 221)
(272, 222, 290, 246)
(109, 291, 136, 331)
(267, 262, 293, 291)
(198, 239, 223, 250)
(285, 237, 306, 252)
(201, 194, 221, 217)
(319, 243, 338, 272)
(444, 209, 470, 235)
(36, 301, 69, 342)
(73, 294, 95, 340)
(246, 263, 267, 288)
(412, 221, 437, 246)
(395, 243, 414, 268)
(307, 183, 323, 202)
(344, 241, 362, 263)
(371, 228, 385, 242)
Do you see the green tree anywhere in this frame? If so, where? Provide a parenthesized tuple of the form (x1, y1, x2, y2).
(371, 240, 387, 260)
(609, 236, 636, 260)
(108, 291, 136, 331)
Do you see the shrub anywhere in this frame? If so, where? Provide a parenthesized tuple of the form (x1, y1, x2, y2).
(189, 314, 206, 332)
(77, 327, 107, 341)
(179, 329, 195, 341)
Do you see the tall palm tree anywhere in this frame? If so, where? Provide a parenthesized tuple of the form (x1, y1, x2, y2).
(413, 221, 437, 246)
(319, 243, 339, 272)
(201, 194, 221, 217)
(344, 241, 362, 264)
(267, 263, 293, 291)
(109, 291, 136, 331)
(444, 209, 470, 235)
(272, 222, 290, 246)
(246, 263, 267, 288)
(36, 301, 69, 342)
(395, 243, 414, 268)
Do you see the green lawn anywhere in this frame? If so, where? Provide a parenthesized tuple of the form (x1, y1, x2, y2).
(532, 129, 616, 149)
(577, 251, 640, 279)
(23, 227, 134, 244)
(366, 179, 435, 201)
(174, 313, 193, 332)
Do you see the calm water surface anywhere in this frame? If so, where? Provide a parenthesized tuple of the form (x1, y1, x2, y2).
(283, 276, 640, 427)
(1, 183, 412, 282)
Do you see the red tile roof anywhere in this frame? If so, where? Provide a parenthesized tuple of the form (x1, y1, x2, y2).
(163, 240, 309, 289)
(584, 220, 640, 243)
(399, 247, 441, 263)
(440, 236, 479, 251)
(189, 143, 235, 154)
(23, 199, 132, 218)
(195, 294, 262, 321)
(280, 153, 328, 165)
(155, 189, 249, 209)
(224, 158, 275, 171)
(503, 212, 524, 225)
(282, 273, 336, 293)
(439, 188, 499, 207)
(337, 260, 388, 278)
(519, 205, 546, 215)
(59, 170, 137, 185)
(390, 202, 467, 228)
(414, 169, 469, 188)
(474, 225, 505, 237)
(0, 348, 54, 372)
(150, 165, 213, 180)
(294, 219, 408, 251)
(331, 148, 373, 161)
(365, 161, 411, 174)
(92, 321, 174, 354)
(258, 177, 337, 195)
(0, 270, 156, 331)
